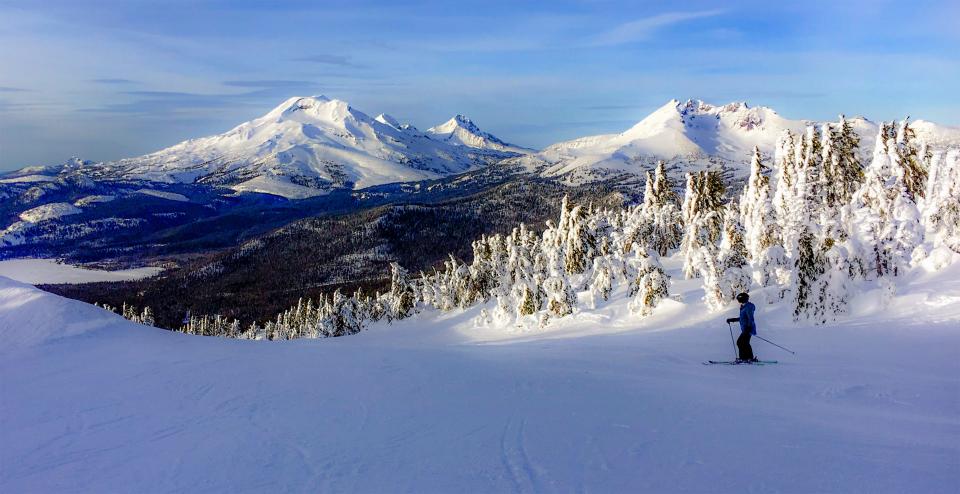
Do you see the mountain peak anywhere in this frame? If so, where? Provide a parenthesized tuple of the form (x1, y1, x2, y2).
(430, 114, 481, 135)
(375, 113, 402, 129)
(265, 95, 356, 123)
(663, 99, 755, 116)
(427, 115, 531, 154)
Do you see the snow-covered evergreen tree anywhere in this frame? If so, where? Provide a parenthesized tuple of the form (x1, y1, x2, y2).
(740, 147, 778, 260)
(681, 171, 725, 279)
(922, 150, 960, 253)
(388, 262, 416, 320)
(893, 118, 930, 201)
(647, 161, 683, 256)
(718, 202, 751, 301)
(773, 130, 798, 248)
(828, 115, 864, 207)
(792, 230, 825, 321)
(627, 250, 670, 316)
(849, 123, 925, 277)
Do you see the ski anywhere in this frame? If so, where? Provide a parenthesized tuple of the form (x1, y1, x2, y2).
(703, 360, 778, 365)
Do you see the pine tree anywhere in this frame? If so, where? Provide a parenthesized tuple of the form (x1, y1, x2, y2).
(680, 171, 725, 279)
(894, 118, 930, 201)
(816, 243, 854, 323)
(388, 263, 416, 320)
(849, 127, 896, 277)
(849, 123, 925, 277)
(563, 202, 596, 275)
(831, 115, 864, 206)
(640, 170, 656, 217)
(140, 307, 155, 327)
(588, 256, 614, 308)
(543, 275, 576, 317)
(773, 130, 797, 247)
(680, 173, 701, 279)
(648, 161, 683, 256)
(700, 249, 727, 312)
(793, 230, 825, 321)
(628, 251, 670, 316)
(718, 202, 751, 301)
(740, 146, 779, 261)
(922, 150, 960, 253)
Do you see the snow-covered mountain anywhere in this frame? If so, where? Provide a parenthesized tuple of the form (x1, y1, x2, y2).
(31, 96, 529, 199)
(427, 114, 532, 154)
(515, 99, 960, 183)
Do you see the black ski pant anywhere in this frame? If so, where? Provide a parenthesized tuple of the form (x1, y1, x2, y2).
(737, 331, 754, 360)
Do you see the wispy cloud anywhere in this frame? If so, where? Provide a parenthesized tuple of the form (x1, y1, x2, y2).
(223, 80, 318, 89)
(81, 91, 242, 114)
(589, 9, 725, 47)
(583, 104, 644, 111)
(0, 86, 30, 92)
(90, 78, 138, 84)
(293, 54, 363, 68)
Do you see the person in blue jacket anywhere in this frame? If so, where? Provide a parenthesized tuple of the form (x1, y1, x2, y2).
(726, 292, 758, 362)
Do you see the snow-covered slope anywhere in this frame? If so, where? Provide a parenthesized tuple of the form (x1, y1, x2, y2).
(2, 252, 959, 492)
(56, 96, 526, 199)
(427, 114, 533, 154)
(518, 99, 960, 183)
(1, 203, 84, 247)
(17, 202, 81, 223)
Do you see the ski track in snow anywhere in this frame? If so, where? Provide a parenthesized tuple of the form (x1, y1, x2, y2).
(1, 272, 959, 493)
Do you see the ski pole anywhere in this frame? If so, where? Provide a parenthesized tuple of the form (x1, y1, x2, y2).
(754, 334, 796, 355)
(726, 322, 738, 360)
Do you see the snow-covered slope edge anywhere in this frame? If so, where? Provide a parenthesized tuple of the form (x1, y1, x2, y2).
(0, 276, 137, 349)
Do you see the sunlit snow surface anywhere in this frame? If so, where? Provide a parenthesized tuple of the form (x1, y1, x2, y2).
(1, 255, 958, 492)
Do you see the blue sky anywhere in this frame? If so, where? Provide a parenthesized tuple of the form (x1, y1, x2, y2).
(0, 0, 958, 170)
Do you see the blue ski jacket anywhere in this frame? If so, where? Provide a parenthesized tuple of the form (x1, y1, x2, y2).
(739, 302, 757, 335)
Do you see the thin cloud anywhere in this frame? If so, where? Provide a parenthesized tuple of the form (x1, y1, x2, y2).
(90, 78, 138, 84)
(584, 104, 644, 111)
(0, 86, 29, 92)
(223, 80, 318, 89)
(589, 9, 725, 47)
(293, 54, 363, 68)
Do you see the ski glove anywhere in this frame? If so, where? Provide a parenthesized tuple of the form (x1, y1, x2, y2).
(726, 317, 739, 323)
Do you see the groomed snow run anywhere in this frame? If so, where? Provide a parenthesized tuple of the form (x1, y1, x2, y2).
(1, 262, 958, 493)
(0, 259, 163, 285)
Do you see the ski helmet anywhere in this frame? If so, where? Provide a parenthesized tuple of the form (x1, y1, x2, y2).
(736, 292, 749, 303)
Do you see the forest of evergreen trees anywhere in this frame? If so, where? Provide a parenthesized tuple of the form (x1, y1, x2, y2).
(104, 118, 959, 339)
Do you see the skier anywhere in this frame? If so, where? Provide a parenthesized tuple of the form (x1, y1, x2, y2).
(726, 292, 758, 362)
